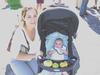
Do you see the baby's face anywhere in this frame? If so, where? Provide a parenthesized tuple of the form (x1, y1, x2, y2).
(55, 40, 63, 48)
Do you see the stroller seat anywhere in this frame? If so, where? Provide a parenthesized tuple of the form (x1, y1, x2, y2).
(45, 32, 69, 60)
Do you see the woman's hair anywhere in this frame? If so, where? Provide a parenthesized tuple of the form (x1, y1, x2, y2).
(21, 7, 38, 27)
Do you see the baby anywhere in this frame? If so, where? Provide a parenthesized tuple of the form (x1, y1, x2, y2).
(47, 38, 68, 60)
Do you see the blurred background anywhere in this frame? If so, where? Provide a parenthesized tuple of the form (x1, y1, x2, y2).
(0, 0, 100, 75)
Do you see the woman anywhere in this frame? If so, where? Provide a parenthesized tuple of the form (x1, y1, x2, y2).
(5, 7, 41, 75)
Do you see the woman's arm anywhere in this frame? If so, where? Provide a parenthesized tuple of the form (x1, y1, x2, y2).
(16, 53, 36, 61)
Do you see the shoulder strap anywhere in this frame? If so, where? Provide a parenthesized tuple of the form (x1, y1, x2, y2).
(7, 25, 19, 52)
(21, 29, 30, 51)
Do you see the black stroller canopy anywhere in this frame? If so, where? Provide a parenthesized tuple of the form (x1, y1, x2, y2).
(38, 7, 79, 39)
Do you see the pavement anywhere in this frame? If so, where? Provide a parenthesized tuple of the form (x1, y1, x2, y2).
(0, 0, 100, 75)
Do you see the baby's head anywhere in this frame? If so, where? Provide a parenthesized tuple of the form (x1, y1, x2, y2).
(54, 38, 63, 48)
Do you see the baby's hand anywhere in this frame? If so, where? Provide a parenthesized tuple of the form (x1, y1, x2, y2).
(48, 51, 55, 56)
(61, 49, 68, 55)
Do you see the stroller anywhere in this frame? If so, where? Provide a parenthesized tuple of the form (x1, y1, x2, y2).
(37, 6, 80, 75)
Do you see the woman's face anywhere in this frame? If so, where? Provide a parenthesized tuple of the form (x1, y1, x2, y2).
(24, 9, 37, 28)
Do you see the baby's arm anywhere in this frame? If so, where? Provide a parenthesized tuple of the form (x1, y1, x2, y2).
(47, 50, 55, 56)
(61, 49, 68, 55)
